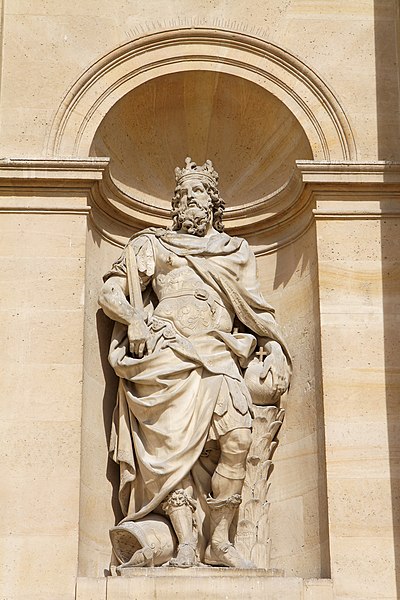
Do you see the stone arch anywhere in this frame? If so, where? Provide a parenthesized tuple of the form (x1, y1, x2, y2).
(48, 28, 356, 162)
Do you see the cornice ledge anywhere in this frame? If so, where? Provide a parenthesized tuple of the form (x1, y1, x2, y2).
(297, 160, 400, 184)
(0, 157, 109, 186)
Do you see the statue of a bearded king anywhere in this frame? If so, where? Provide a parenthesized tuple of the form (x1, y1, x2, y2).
(99, 158, 291, 571)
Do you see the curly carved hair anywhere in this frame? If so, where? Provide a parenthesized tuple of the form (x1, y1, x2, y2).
(171, 179, 225, 232)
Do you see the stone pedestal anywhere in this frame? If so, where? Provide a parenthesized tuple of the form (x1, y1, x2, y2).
(76, 570, 333, 600)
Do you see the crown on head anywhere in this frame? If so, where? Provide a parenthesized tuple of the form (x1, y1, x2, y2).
(175, 157, 218, 187)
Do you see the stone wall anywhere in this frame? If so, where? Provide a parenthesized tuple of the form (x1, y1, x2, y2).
(1, 2, 400, 599)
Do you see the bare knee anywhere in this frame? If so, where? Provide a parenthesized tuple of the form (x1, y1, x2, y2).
(220, 428, 252, 455)
(214, 429, 252, 483)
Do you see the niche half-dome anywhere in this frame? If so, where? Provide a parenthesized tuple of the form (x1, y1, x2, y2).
(90, 70, 312, 213)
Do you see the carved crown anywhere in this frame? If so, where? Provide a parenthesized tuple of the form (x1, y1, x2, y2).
(175, 157, 219, 187)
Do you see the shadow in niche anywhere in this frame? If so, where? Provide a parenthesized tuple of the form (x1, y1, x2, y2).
(96, 308, 124, 527)
(86, 215, 124, 527)
(374, 1, 400, 597)
(258, 218, 331, 578)
(273, 245, 311, 291)
(312, 256, 331, 579)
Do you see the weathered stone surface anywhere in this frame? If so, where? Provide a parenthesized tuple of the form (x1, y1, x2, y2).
(98, 158, 291, 571)
(76, 572, 333, 600)
(1, 2, 400, 599)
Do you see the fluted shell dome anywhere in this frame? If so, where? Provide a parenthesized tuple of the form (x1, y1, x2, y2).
(90, 70, 312, 211)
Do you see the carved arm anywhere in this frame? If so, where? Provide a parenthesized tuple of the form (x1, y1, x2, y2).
(99, 276, 149, 357)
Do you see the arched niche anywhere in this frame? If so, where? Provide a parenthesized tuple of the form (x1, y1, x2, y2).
(75, 29, 337, 579)
(89, 69, 313, 238)
(90, 70, 312, 207)
(48, 28, 356, 164)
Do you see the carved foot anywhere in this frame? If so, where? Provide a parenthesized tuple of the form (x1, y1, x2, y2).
(204, 542, 256, 569)
(168, 542, 198, 568)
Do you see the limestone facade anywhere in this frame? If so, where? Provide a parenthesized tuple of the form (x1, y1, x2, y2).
(0, 1, 399, 599)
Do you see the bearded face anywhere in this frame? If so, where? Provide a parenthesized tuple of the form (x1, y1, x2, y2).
(173, 179, 213, 237)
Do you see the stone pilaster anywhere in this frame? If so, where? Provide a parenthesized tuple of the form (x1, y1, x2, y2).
(299, 161, 400, 600)
(0, 158, 107, 600)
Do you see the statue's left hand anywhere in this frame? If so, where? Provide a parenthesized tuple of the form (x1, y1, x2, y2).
(260, 341, 290, 396)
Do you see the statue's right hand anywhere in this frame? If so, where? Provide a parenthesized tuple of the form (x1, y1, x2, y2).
(128, 317, 150, 358)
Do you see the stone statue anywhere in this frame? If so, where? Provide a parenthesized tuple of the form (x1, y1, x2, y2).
(99, 158, 291, 572)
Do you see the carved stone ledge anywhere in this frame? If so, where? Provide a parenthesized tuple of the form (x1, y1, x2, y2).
(75, 574, 334, 600)
(298, 160, 400, 183)
(0, 157, 109, 213)
(0, 157, 109, 183)
(91, 160, 400, 251)
(296, 161, 400, 219)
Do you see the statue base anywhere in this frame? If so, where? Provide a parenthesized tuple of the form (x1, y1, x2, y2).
(76, 571, 333, 600)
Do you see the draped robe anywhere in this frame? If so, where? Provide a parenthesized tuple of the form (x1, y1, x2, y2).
(104, 229, 290, 522)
